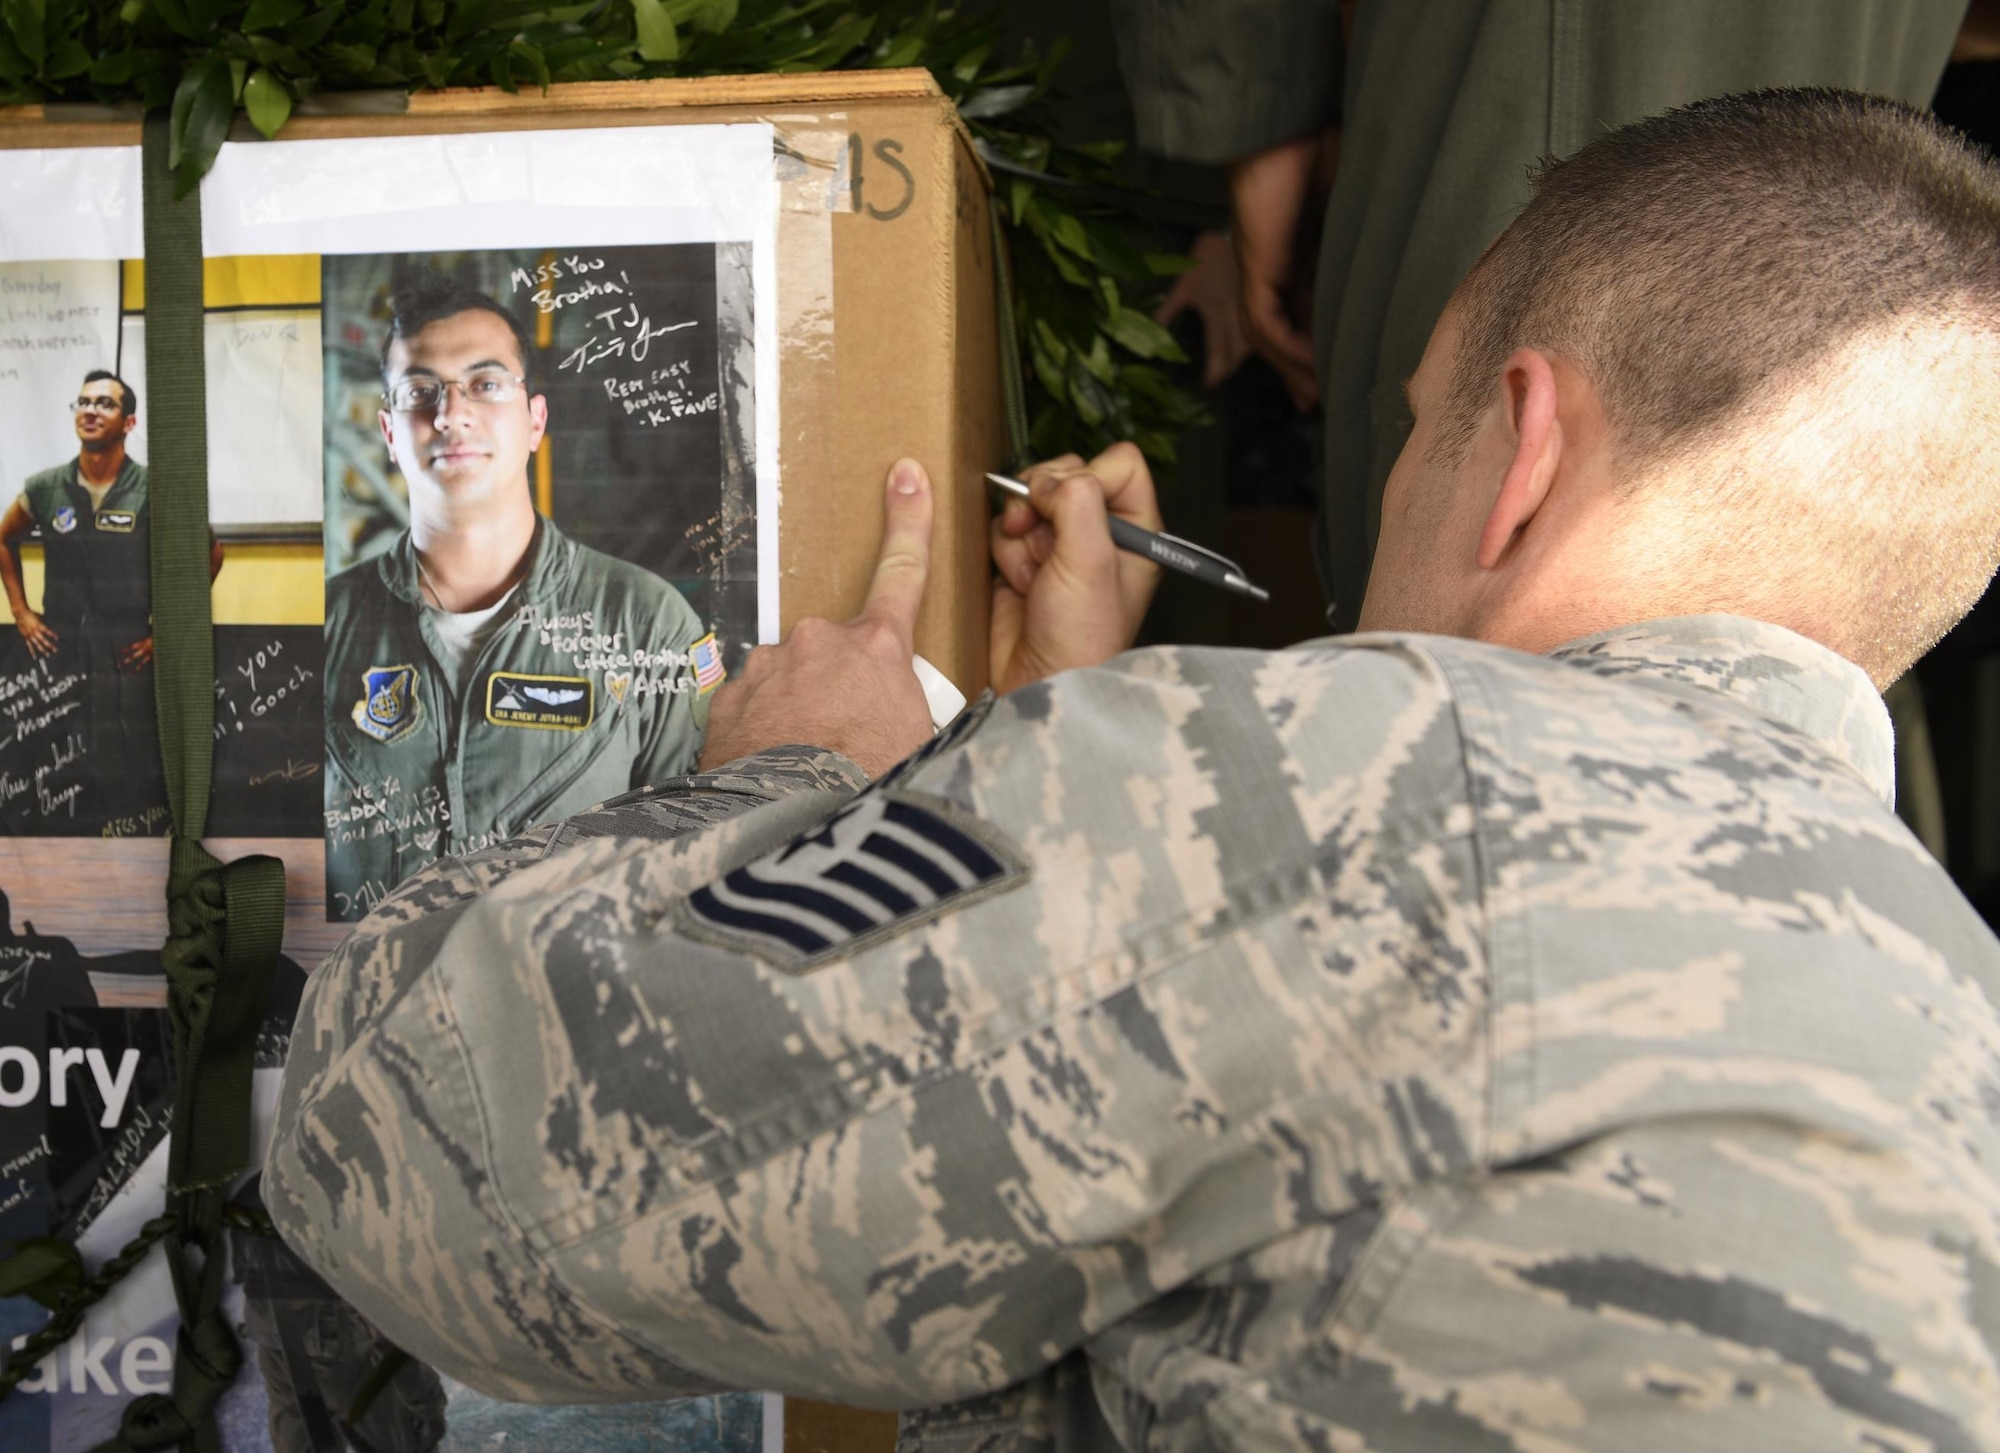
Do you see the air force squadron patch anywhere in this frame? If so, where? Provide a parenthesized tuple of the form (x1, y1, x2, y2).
(674, 791, 1027, 972)
(354, 664, 420, 744)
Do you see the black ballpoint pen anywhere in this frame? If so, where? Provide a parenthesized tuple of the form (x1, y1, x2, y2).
(985, 472, 1272, 602)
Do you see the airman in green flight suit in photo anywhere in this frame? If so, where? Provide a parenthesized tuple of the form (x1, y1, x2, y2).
(0, 370, 220, 830)
(323, 274, 717, 921)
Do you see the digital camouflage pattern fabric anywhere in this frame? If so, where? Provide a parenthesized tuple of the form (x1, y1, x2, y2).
(266, 615, 2000, 1452)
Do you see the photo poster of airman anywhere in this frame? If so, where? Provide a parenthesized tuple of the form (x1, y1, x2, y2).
(320, 238, 760, 923)
(0, 122, 781, 1453)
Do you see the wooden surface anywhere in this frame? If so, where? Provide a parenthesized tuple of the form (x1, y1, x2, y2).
(786, 1398, 900, 1453)
(414, 69, 943, 114)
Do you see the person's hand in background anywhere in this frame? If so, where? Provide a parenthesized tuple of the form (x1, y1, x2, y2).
(1229, 127, 1337, 411)
(1156, 231, 1253, 388)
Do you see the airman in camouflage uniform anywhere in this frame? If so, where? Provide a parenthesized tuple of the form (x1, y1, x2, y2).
(267, 93, 2000, 1451)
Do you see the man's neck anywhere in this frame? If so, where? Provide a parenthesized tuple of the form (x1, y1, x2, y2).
(410, 490, 539, 613)
(76, 445, 126, 489)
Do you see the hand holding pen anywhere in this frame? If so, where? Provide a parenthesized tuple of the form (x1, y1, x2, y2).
(989, 444, 1264, 693)
(987, 473, 1270, 602)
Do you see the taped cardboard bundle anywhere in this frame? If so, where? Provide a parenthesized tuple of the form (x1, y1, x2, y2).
(0, 70, 996, 1453)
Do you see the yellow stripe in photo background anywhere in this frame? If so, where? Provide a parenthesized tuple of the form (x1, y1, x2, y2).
(212, 542, 324, 624)
(0, 542, 324, 626)
(122, 255, 322, 311)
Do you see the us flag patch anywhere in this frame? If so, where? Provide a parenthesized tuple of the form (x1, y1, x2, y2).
(691, 632, 726, 695)
(673, 791, 1026, 972)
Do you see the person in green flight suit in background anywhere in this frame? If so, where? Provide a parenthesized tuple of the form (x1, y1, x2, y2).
(1108, 0, 1972, 630)
(322, 272, 720, 921)
(0, 370, 222, 831)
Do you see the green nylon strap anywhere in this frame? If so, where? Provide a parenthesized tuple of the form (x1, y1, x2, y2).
(141, 113, 214, 844)
(163, 836, 282, 1191)
(989, 209, 1033, 473)
(80, 114, 292, 1453)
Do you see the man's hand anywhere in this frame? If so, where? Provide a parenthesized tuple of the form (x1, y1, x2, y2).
(989, 443, 1164, 694)
(15, 609, 57, 658)
(697, 459, 938, 779)
(1156, 231, 1252, 389)
(118, 635, 153, 671)
(1229, 131, 1334, 412)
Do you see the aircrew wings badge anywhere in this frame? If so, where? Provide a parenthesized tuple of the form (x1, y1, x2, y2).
(673, 791, 1027, 973)
(354, 664, 420, 744)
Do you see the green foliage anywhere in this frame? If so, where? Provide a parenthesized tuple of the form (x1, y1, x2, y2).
(0, 0, 1201, 461)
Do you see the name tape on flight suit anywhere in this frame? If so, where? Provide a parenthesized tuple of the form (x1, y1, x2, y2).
(487, 671, 594, 730)
(95, 510, 137, 533)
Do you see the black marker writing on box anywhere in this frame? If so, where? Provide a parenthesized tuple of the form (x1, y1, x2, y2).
(985, 472, 1271, 602)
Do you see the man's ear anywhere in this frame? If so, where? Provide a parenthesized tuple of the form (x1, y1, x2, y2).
(527, 393, 549, 453)
(1475, 348, 1562, 570)
(378, 408, 396, 452)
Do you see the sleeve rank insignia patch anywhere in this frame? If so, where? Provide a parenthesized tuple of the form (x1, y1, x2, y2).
(354, 664, 421, 744)
(673, 790, 1027, 973)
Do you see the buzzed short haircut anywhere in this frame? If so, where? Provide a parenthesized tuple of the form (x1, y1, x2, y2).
(379, 271, 537, 391)
(83, 369, 136, 417)
(1437, 88, 2000, 678)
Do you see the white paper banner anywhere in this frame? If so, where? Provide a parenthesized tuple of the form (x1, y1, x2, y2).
(0, 148, 142, 264)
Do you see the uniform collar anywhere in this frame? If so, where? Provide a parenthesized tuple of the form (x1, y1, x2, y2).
(67, 455, 142, 499)
(377, 513, 574, 608)
(1547, 615, 1894, 807)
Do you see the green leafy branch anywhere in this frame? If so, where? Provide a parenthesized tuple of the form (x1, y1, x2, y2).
(0, 0, 1201, 465)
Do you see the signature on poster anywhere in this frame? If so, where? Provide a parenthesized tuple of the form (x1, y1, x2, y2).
(73, 1101, 156, 1232)
(558, 301, 698, 376)
(31, 733, 85, 818)
(228, 320, 300, 347)
(0, 1133, 51, 1218)
(511, 254, 638, 315)
(0, 945, 55, 1009)
(215, 635, 317, 737)
(681, 508, 753, 569)
(603, 356, 721, 428)
(101, 805, 171, 839)
(325, 776, 449, 853)
(0, 660, 84, 743)
(0, 270, 104, 349)
(0, 658, 92, 818)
